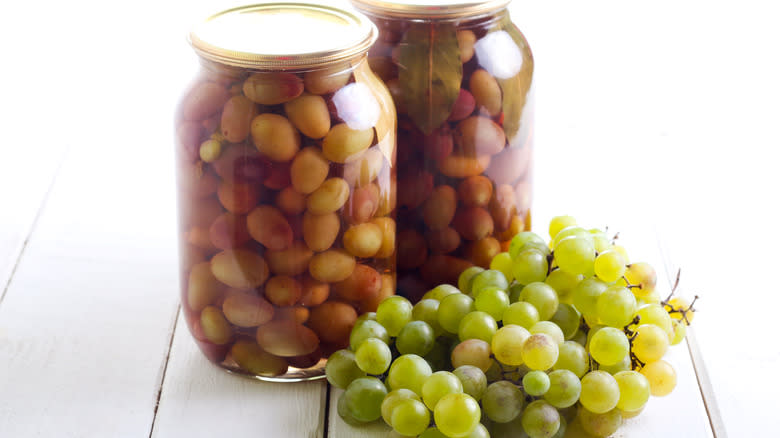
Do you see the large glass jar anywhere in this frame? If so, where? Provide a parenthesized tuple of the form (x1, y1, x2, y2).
(352, 0, 533, 300)
(175, 3, 397, 380)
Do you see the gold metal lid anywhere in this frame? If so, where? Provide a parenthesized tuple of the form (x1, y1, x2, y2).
(189, 2, 378, 69)
(351, 0, 511, 19)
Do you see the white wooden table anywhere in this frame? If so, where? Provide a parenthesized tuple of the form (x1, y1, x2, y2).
(2, 0, 778, 436)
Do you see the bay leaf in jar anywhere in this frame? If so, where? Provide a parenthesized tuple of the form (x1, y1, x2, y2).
(398, 22, 463, 135)
(492, 19, 534, 144)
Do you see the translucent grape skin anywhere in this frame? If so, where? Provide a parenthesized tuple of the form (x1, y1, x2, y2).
(390, 398, 430, 436)
(396, 320, 436, 357)
(433, 393, 482, 438)
(551, 226, 590, 249)
(521, 333, 559, 371)
(386, 354, 433, 395)
(572, 277, 608, 321)
(355, 338, 392, 375)
(343, 376, 388, 422)
(474, 287, 510, 320)
(422, 371, 464, 410)
(549, 303, 581, 340)
(579, 371, 620, 414)
(453, 365, 488, 401)
(470, 269, 509, 296)
(376, 295, 413, 336)
(531, 321, 565, 345)
(545, 269, 581, 304)
(519, 282, 560, 321)
(458, 311, 498, 343)
(483, 380, 524, 423)
(419, 427, 448, 438)
(554, 236, 596, 276)
(349, 319, 389, 351)
(337, 392, 368, 426)
(458, 267, 485, 295)
(614, 370, 651, 411)
(553, 341, 589, 378)
(594, 249, 627, 283)
(632, 323, 670, 363)
(381, 388, 420, 425)
(490, 252, 515, 282)
(509, 231, 547, 259)
(596, 285, 637, 328)
(523, 370, 551, 396)
(588, 326, 630, 366)
(503, 301, 540, 329)
(492, 324, 530, 366)
(549, 215, 577, 239)
(622, 262, 657, 298)
(640, 359, 677, 396)
(521, 400, 561, 438)
(451, 338, 493, 372)
(438, 293, 475, 334)
(577, 406, 622, 438)
(543, 369, 581, 408)
(598, 354, 631, 375)
(512, 249, 549, 284)
(426, 284, 462, 301)
(326, 349, 366, 389)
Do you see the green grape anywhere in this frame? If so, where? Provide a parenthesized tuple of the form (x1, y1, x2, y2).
(433, 393, 482, 438)
(386, 354, 433, 395)
(412, 298, 443, 336)
(458, 311, 498, 343)
(638, 288, 662, 305)
(390, 398, 430, 436)
(521, 400, 561, 438)
(464, 423, 490, 438)
(553, 341, 589, 378)
(634, 304, 673, 340)
(585, 324, 605, 349)
(598, 354, 631, 375)
(484, 359, 507, 382)
(355, 338, 392, 375)
(572, 278, 608, 321)
(337, 392, 368, 426)
(544, 269, 581, 304)
(470, 269, 509, 296)
(611, 245, 630, 264)
(396, 320, 436, 357)
(530, 321, 565, 345)
(512, 249, 549, 284)
(349, 319, 389, 351)
(325, 349, 366, 389)
(356, 312, 376, 323)
(381, 388, 420, 425)
(633, 324, 670, 363)
(503, 301, 540, 329)
(544, 369, 581, 408)
(508, 283, 524, 302)
(670, 319, 687, 345)
(343, 376, 388, 422)
(438, 293, 475, 334)
(490, 251, 515, 282)
(579, 371, 620, 414)
(376, 295, 413, 336)
(549, 303, 581, 340)
(425, 337, 454, 371)
(422, 371, 464, 410)
(596, 285, 636, 328)
(640, 359, 677, 396)
(419, 427, 448, 438)
(426, 284, 462, 301)
(474, 287, 510, 321)
(451, 339, 493, 372)
(577, 406, 622, 438)
(571, 329, 587, 347)
(551, 226, 590, 249)
(509, 231, 547, 259)
(521, 333, 559, 370)
(492, 324, 531, 366)
(614, 370, 651, 411)
(488, 414, 524, 438)
(453, 365, 487, 401)
(620, 406, 645, 419)
(483, 381, 524, 423)
(549, 215, 577, 239)
(519, 282, 559, 321)
(554, 236, 596, 276)
(594, 249, 627, 283)
(622, 262, 657, 299)
(588, 326, 629, 366)
(589, 229, 612, 253)
(458, 267, 485, 295)
(523, 370, 551, 396)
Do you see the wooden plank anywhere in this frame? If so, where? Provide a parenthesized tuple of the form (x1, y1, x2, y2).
(326, 222, 713, 437)
(151, 312, 327, 438)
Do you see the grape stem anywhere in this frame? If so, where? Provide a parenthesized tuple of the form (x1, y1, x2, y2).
(621, 274, 641, 290)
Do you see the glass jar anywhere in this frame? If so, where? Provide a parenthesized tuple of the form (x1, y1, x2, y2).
(351, 0, 533, 300)
(175, 3, 397, 380)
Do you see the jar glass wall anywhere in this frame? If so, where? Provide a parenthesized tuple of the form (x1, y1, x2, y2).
(175, 3, 397, 380)
(352, 0, 534, 301)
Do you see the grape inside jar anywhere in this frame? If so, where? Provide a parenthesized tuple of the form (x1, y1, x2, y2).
(175, 3, 397, 380)
(352, 0, 534, 299)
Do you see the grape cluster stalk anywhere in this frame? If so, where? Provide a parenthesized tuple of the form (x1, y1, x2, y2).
(326, 215, 698, 438)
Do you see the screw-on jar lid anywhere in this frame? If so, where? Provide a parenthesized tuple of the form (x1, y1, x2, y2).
(189, 3, 378, 69)
(351, 0, 511, 19)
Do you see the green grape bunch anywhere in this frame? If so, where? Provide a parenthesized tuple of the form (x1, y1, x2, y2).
(327, 215, 698, 438)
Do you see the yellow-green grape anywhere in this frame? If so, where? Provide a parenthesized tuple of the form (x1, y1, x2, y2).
(412, 299, 443, 336)
(433, 393, 482, 438)
(509, 231, 547, 259)
(589, 228, 612, 253)
(523, 370, 551, 396)
(325, 349, 366, 389)
(611, 245, 630, 264)
(464, 423, 490, 438)
(531, 321, 565, 345)
(639, 288, 662, 305)
(457, 267, 484, 295)
(355, 338, 392, 375)
(490, 252, 515, 282)
(667, 296, 695, 325)
(552, 226, 591, 249)
(577, 406, 622, 438)
(438, 293, 475, 334)
(521, 333, 559, 370)
(422, 371, 464, 410)
(376, 295, 413, 336)
(483, 381, 524, 423)
(503, 301, 540, 329)
(572, 277, 608, 322)
(458, 311, 498, 343)
(634, 304, 674, 341)
(425, 339, 454, 372)
(614, 370, 651, 412)
(589, 327, 630, 366)
(199, 138, 222, 162)
(349, 319, 389, 351)
(598, 354, 631, 375)
(521, 400, 561, 438)
(507, 283, 524, 302)
(474, 287, 510, 321)
(381, 388, 420, 425)
(579, 371, 620, 414)
(451, 339, 493, 372)
(670, 319, 687, 345)
(391, 398, 430, 436)
(512, 249, 549, 284)
(343, 376, 388, 422)
(470, 269, 509, 297)
(544, 369, 581, 408)
(549, 303, 581, 340)
(419, 427, 448, 438)
(622, 262, 657, 299)
(519, 282, 559, 321)
(594, 249, 627, 283)
(549, 215, 577, 238)
(596, 285, 636, 328)
(571, 329, 587, 347)
(554, 236, 596, 276)
(425, 284, 462, 301)
(386, 354, 433, 395)
(620, 406, 645, 419)
(545, 269, 582, 304)
(396, 320, 436, 357)
(453, 365, 488, 401)
(640, 360, 677, 396)
(337, 392, 368, 426)
(632, 324, 670, 363)
(553, 341, 589, 378)
(492, 324, 531, 366)
(585, 324, 605, 350)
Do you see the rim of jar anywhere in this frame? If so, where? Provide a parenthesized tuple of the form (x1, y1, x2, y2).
(351, 0, 511, 20)
(188, 2, 379, 69)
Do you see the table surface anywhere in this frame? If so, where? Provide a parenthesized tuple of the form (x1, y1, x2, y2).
(2, 0, 778, 436)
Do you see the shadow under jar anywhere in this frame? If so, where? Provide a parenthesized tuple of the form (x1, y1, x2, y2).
(351, 0, 534, 300)
(175, 3, 397, 381)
